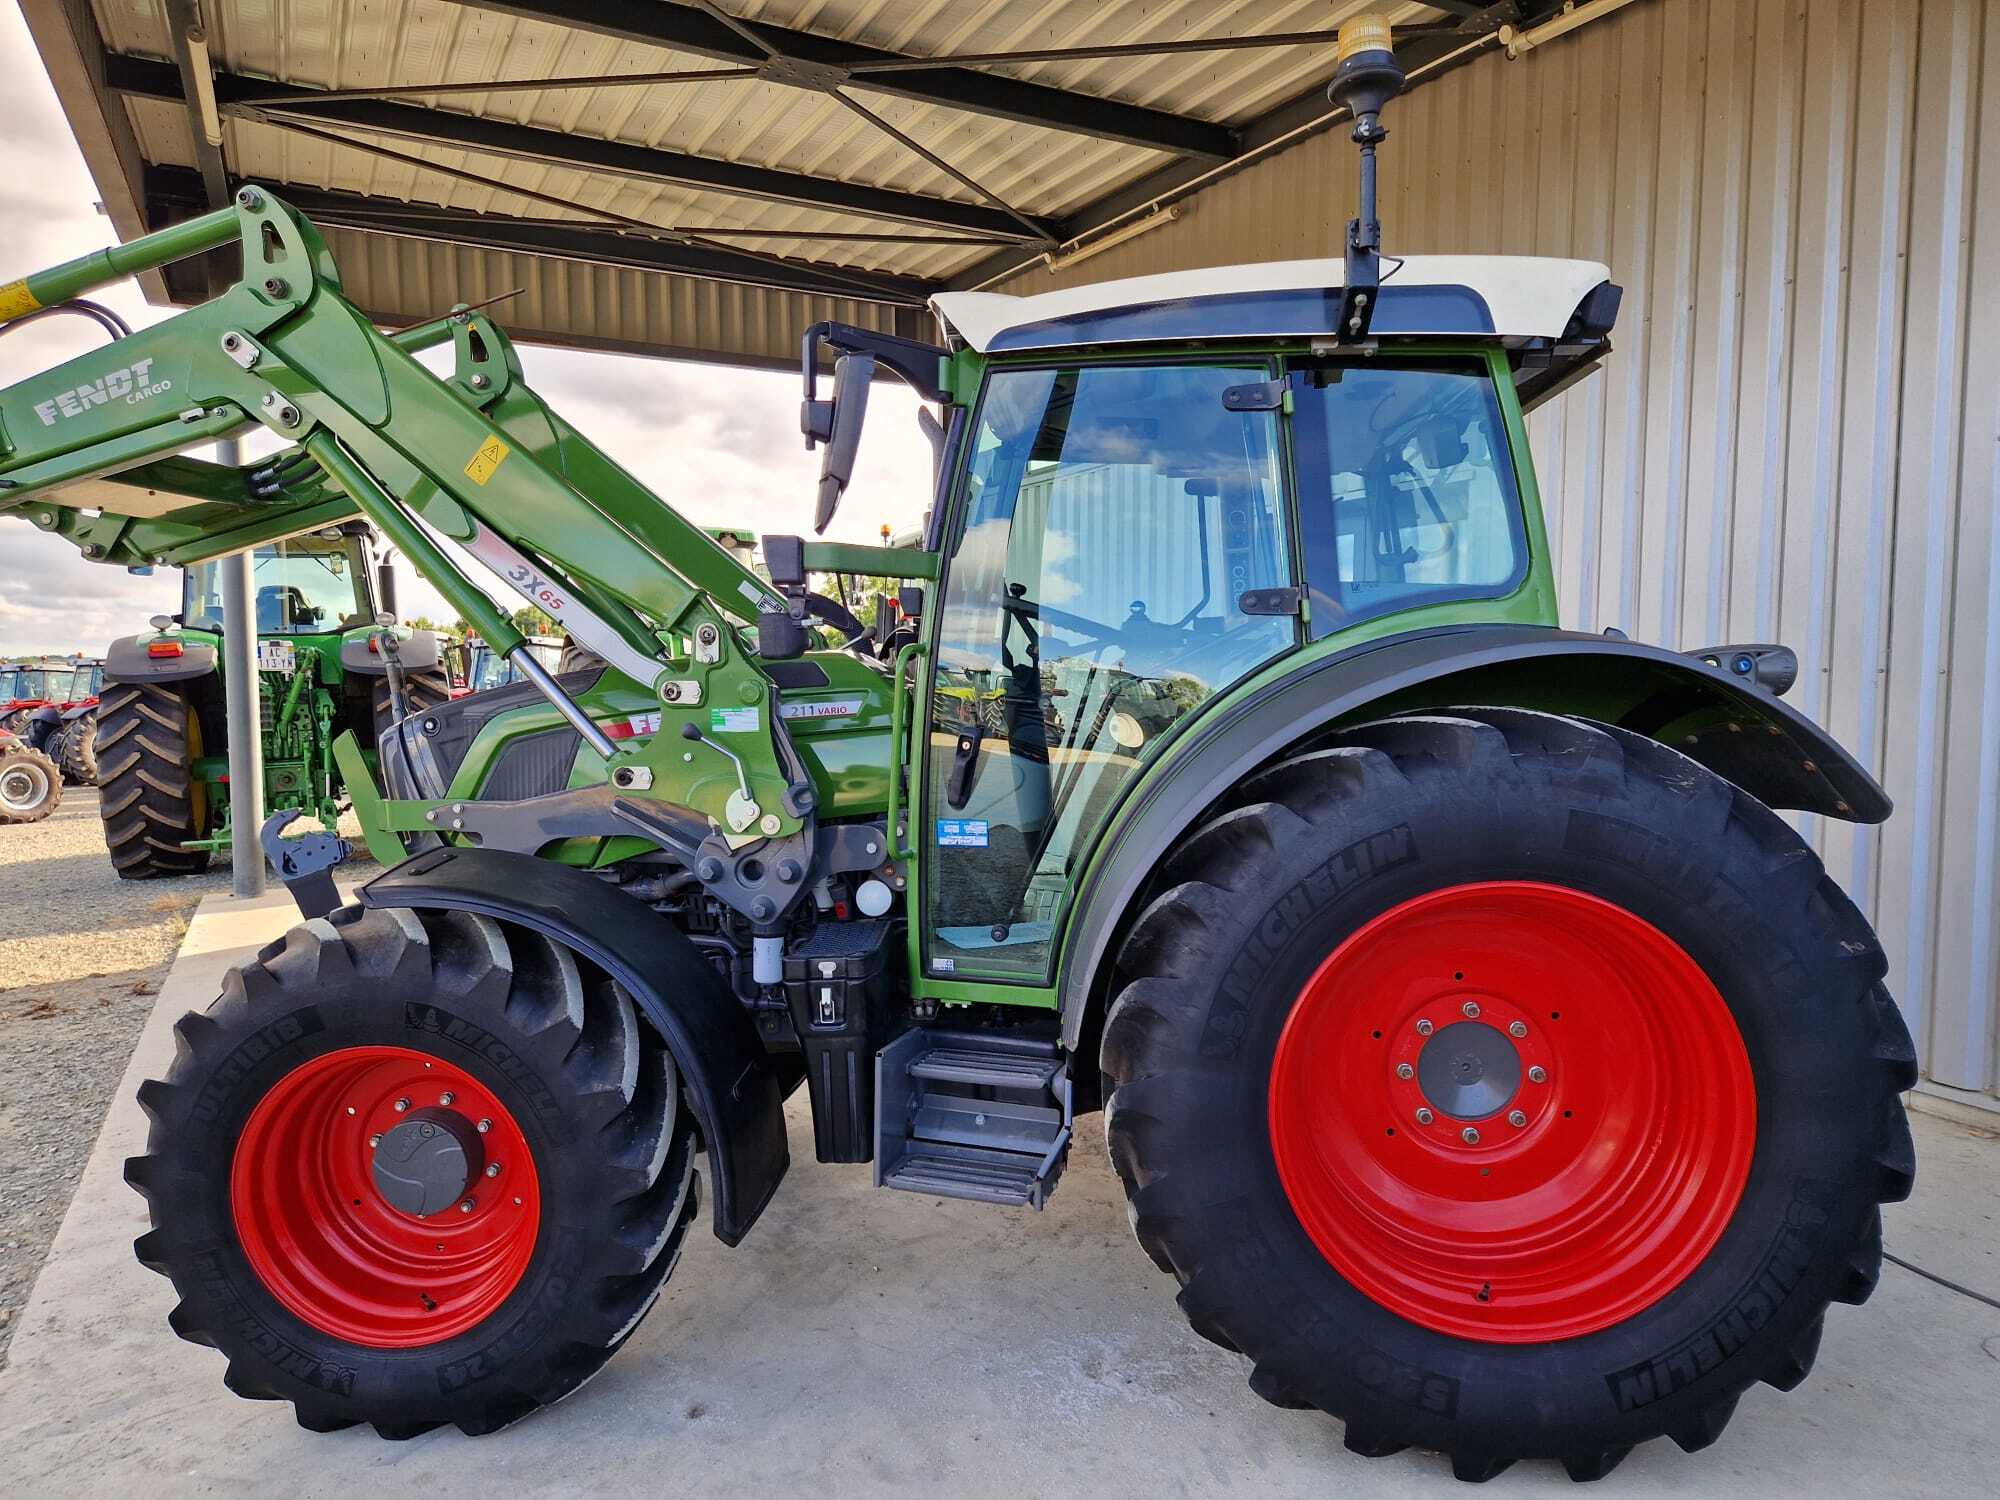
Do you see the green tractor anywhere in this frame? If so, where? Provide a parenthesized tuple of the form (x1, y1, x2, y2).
(93, 522, 447, 876)
(0, 21, 1913, 1482)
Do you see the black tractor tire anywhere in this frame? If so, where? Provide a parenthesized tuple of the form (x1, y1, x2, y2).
(58, 711, 99, 786)
(0, 745, 62, 823)
(95, 680, 212, 878)
(371, 665, 452, 740)
(127, 903, 698, 1438)
(556, 638, 603, 676)
(1100, 708, 1916, 1484)
(21, 712, 60, 753)
(0, 708, 31, 738)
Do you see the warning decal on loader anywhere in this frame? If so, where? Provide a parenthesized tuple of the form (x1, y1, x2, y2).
(463, 435, 510, 485)
(0, 280, 40, 323)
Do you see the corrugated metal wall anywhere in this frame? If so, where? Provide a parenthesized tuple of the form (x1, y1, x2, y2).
(1001, 0, 2000, 1106)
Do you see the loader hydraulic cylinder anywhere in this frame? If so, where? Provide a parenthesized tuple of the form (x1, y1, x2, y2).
(0, 206, 239, 323)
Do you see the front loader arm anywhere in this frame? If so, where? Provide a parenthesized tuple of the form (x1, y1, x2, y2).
(0, 189, 805, 844)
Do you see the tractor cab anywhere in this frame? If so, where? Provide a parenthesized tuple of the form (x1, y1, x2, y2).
(1, 659, 74, 711)
(463, 633, 562, 694)
(62, 659, 103, 705)
(912, 255, 1617, 982)
(181, 523, 379, 638)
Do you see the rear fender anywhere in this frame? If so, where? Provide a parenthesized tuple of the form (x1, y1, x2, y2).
(340, 629, 441, 676)
(359, 846, 789, 1246)
(1059, 624, 1889, 1047)
(103, 633, 217, 684)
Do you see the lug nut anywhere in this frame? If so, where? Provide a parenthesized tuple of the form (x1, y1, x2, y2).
(1461, 1127, 1481, 1145)
(439, 1092, 455, 1106)
(1508, 1110, 1528, 1127)
(1415, 1108, 1434, 1125)
(394, 1097, 411, 1112)
(1395, 1063, 1414, 1080)
(368, 1134, 381, 1147)
(1508, 1020, 1528, 1038)
(1528, 1066, 1548, 1084)
(1415, 1018, 1434, 1037)
(477, 1118, 492, 1133)
(458, 1199, 475, 1214)
(485, 1162, 501, 1178)
(1462, 1001, 1481, 1019)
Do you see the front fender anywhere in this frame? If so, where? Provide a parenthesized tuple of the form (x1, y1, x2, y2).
(358, 846, 788, 1246)
(1059, 624, 1888, 1045)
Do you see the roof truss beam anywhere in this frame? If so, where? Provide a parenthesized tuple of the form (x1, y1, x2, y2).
(106, 53, 1047, 242)
(141, 163, 931, 307)
(948, 5, 1551, 289)
(439, 0, 1237, 161)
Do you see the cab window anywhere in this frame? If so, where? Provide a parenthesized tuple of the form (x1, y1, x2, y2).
(924, 361, 1295, 982)
(184, 539, 369, 635)
(1290, 360, 1527, 637)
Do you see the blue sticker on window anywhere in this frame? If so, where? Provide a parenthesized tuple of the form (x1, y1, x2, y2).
(936, 819, 990, 848)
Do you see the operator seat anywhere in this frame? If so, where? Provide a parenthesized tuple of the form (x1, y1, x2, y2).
(256, 585, 314, 632)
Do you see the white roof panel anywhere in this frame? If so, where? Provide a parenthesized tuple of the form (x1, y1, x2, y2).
(930, 254, 1615, 352)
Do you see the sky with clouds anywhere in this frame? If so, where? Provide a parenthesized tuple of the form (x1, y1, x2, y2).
(0, 3, 934, 656)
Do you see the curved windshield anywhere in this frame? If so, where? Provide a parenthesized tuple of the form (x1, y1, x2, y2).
(184, 537, 369, 635)
(464, 639, 561, 694)
(7, 669, 69, 700)
(924, 361, 1296, 981)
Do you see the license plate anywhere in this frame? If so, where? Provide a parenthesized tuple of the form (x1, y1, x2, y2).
(257, 641, 297, 673)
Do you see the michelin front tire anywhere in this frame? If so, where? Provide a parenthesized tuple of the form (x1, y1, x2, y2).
(128, 903, 697, 1437)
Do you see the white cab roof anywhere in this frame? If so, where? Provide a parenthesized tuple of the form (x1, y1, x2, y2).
(930, 255, 1613, 354)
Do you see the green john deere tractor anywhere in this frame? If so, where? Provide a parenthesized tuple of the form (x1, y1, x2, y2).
(0, 20, 1913, 1483)
(92, 522, 447, 876)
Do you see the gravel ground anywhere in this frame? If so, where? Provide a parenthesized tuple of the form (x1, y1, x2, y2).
(0, 788, 371, 1367)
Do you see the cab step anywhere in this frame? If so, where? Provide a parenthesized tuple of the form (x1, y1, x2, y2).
(875, 1029, 1071, 1209)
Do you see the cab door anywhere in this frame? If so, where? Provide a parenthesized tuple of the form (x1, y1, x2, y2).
(920, 361, 1299, 984)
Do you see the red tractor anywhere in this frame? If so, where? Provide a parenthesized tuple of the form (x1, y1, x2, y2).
(47, 657, 104, 785)
(0, 657, 77, 740)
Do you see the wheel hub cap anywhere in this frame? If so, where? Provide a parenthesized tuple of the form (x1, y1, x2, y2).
(1267, 881, 1757, 1343)
(1416, 1021, 1521, 1120)
(370, 1108, 484, 1218)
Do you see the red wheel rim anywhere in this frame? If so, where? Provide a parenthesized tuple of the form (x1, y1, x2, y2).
(1268, 882, 1755, 1342)
(230, 1046, 541, 1348)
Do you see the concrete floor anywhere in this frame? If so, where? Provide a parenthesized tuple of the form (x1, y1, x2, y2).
(1, 892, 1995, 1498)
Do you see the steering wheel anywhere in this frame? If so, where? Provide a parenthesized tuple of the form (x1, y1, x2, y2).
(1000, 591, 1128, 655)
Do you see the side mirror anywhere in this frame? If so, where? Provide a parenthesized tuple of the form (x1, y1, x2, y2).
(376, 563, 399, 621)
(812, 353, 874, 534)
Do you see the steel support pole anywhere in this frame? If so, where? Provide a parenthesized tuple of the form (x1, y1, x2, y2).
(216, 436, 266, 898)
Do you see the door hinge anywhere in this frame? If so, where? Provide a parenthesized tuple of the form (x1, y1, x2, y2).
(1238, 586, 1304, 617)
(1220, 377, 1291, 413)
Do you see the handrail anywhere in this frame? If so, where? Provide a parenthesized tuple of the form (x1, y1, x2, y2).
(886, 639, 927, 858)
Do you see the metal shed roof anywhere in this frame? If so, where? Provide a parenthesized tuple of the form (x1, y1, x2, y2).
(20, 0, 1574, 368)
